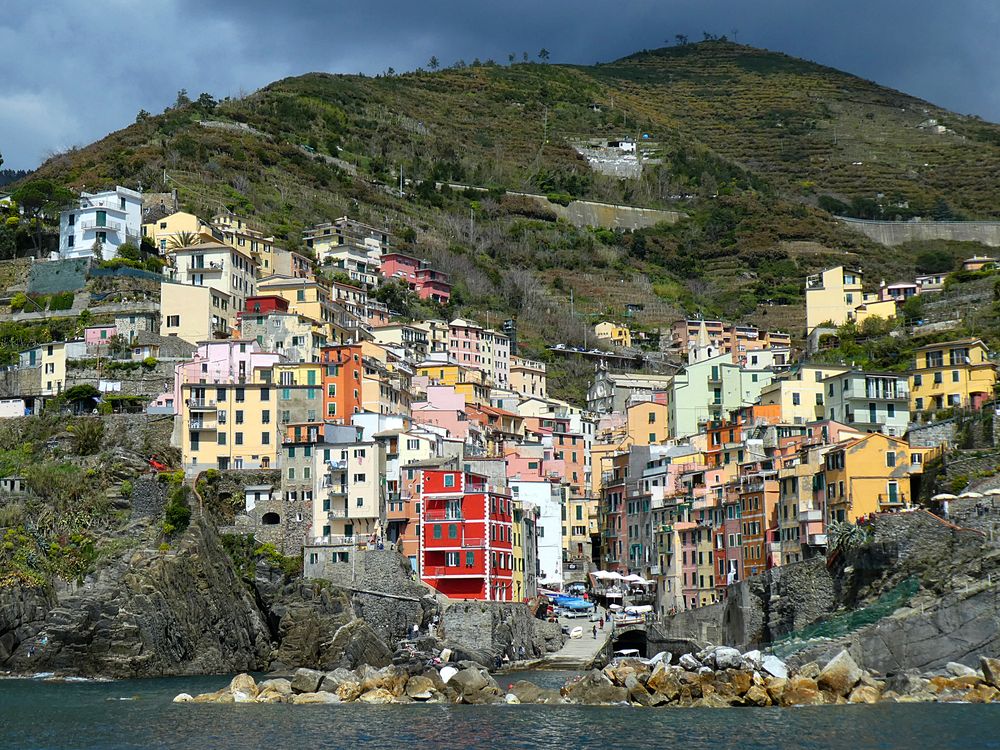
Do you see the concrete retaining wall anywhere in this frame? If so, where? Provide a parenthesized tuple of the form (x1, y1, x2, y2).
(839, 217, 1000, 248)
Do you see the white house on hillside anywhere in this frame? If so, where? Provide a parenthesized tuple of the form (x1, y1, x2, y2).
(59, 186, 143, 260)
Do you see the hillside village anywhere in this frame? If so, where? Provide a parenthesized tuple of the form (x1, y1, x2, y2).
(0, 180, 997, 624)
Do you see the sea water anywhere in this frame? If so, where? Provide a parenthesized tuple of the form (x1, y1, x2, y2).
(2, 672, 1000, 750)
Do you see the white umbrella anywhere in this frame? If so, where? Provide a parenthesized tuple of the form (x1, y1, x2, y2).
(932, 493, 957, 501)
(592, 570, 614, 579)
(623, 574, 645, 583)
(959, 492, 984, 499)
(985, 489, 1000, 496)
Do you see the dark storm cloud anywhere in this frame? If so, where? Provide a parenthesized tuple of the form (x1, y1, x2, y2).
(2, 0, 998, 169)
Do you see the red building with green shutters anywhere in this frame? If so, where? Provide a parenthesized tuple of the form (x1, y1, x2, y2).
(419, 469, 514, 601)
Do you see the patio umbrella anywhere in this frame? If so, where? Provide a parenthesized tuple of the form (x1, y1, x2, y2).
(932, 493, 957, 501)
(959, 492, 984, 499)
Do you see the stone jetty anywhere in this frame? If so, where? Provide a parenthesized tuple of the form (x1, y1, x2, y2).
(174, 647, 1000, 707)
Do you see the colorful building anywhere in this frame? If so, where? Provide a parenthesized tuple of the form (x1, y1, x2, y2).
(910, 338, 997, 414)
(419, 469, 514, 601)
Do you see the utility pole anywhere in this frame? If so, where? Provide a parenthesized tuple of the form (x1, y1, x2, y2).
(399, 165, 403, 198)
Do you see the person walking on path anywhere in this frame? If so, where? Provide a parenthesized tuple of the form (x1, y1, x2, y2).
(592, 625, 598, 639)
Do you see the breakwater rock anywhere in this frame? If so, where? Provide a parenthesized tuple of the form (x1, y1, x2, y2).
(179, 648, 1000, 707)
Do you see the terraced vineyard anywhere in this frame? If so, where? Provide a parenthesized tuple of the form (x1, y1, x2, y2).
(19, 41, 1000, 370)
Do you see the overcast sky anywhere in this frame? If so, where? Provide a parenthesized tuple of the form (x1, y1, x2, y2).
(1, 0, 998, 170)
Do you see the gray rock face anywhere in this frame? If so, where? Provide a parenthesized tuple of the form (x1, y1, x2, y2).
(1, 519, 272, 678)
(679, 653, 701, 671)
(441, 600, 564, 662)
(290, 668, 325, 694)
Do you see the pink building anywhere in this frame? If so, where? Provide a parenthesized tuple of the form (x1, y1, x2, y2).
(84, 325, 118, 348)
(448, 318, 485, 371)
(172, 339, 284, 406)
(411, 386, 480, 443)
(381, 252, 451, 304)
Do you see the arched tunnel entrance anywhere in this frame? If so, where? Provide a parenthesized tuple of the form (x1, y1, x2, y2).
(611, 628, 649, 658)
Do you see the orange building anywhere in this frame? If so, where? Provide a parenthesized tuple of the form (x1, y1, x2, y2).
(320, 345, 363, 423)
(705, 404, 782, 468)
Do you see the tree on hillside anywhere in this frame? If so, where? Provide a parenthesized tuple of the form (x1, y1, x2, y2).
(90, 238, 103, 261)
(915, 249, 957, 274)
(428, 56, 439, 70)
(10, 179, 74, 258)
(196, 92, 217, 111)
(174, 89, 191, 108)
(508, 53, 515, 64)
(0, 150, 3, 170)
(538, 48, 550, 62)
(522, 51, 529, 63)
(675, 34, 688, 45)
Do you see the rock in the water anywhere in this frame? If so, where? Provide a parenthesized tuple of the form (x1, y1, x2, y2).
(946, 662, 977, 678)
(817, 650, 863, 697)
(563, 670, 629, 705)
(291, 691, 341, 704)
(713, 647, 743, 670)
(335, 681, 362, 702)
(319, 668, 355, 693)
(781, 676, 824, 706)
(798, 662, 820, 679)
(741, 650, 762, 671)
(359, 688, 395, 704)
(647, 663, 682, 702)
(981, 656, 1000, 688)
(679, 653, 701, 671)
(761, 655, 788, 679)
(848, 685, 881, 704)
(291, 668, 325, 694)
(743, 684, 771, 706)
(405, 675, 435, 700)
(258, 678, 292, 695)
(172, 693, 193, 703)
(508, 680, 543, 704)
(228, 673, 258, 698)
(964, 684, 1000, 703)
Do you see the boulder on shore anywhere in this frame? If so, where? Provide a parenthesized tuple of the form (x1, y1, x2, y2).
(817, 650, 863, 697)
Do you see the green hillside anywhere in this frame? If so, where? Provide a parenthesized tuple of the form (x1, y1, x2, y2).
(21, 41, 1000, 363)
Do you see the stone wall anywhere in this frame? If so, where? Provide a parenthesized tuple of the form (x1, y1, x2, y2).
(907, 419, 958, 448)
(303, 547, 434, 647)
(65, 360, 177, 401)
(441, 600, 565, 662)
(839, 217, 1000, 247)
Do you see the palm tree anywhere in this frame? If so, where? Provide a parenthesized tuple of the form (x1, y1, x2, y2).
(167, 231, 201, 250)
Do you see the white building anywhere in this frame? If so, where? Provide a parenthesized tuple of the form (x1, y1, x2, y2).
(59, 186, 143, 260)
(165, 242, 257, 322)
(510, 479, 563, 588)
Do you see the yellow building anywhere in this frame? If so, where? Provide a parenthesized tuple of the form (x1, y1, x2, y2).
(510, 356, 547, 398)
(823, 433, 937, 523)
(805, 266, 896, 334)
(165, 242, 257, 326)
(160, 281, 234, 343)
(910, 338, 997, 414)
(178, 381, 278, 472)
(626, 400, 671, 446)
(594, 321, 632, 348)
(759, 363, 850, 424)
(142, 211, 218, 252)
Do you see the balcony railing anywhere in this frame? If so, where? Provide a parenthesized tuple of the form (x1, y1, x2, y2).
(187, 399, 217, 410)
(425, 566, 447, 577)
(462, 537, 484, 548)
(326, 485, 348, 496)
(424, 509, 463, 521)
(189, 419, 217, 430)
(878, 493, 907, 506)
(327, 459, 347, 471)
(81, 219, 123, 233)
(327, 509, 347, 519)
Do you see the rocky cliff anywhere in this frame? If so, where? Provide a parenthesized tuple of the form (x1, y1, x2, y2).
(0, 515, 401, 678)
(662, 509, 1000, 674)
